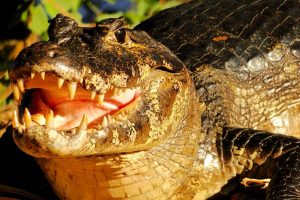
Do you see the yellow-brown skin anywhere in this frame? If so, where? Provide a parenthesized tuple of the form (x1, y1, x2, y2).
(193, 52, 300, 140)
(11, 15, 188, 157)
(10, 15, 215, 199)
(9, 12, 300, 200)
(36, 77, 206, 200)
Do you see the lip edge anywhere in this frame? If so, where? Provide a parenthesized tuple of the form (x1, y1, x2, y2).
(17, 77, 141, 132)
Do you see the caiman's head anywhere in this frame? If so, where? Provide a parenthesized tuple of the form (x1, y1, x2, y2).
(9, 14, 192, 158)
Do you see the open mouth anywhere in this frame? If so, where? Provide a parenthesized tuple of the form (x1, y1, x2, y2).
(11, 72, 141, 133)
(8, 14, 189, 157)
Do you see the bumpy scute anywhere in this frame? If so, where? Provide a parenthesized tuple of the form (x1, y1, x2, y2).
(8, 0, 300, 199)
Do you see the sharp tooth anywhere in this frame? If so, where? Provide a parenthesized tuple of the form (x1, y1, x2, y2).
(17, 79, 25, 93)
(113, 87, 118, 96)
(30, 72, 35, 79)
(117, 88, 123, 96)
(31, 114, 46, 125)
(24, 108, 32, 129)
(79, 114, 88, 130)
(67, 82, 77, 100)
(86, 85, 90, 90)
(13, 84, 21, 101)
(96, 130, 107, 140)
(118, 113, 126, 120)
(40, 72, 45, 80)
(102, 116, 108, 128)
(18, 126, 24, 133)
(12, 110, 19, 128)
(79, 78, 83, 84)
(18, 123, 26, 133)
(71, 128, 76, 134)
(110, 118, 115, 123)
(46, 110, 54, 128)
(90, 91, 96, 100)
(97, 94, 104, 105)
(57, 78, 64, 89)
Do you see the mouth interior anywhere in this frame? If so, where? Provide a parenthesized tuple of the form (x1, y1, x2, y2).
(23, 74, 140, 130)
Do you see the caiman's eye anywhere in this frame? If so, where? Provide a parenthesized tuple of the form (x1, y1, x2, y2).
(114, 28, 126, 44)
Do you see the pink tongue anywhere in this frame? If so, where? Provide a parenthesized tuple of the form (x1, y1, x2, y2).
(26, 74, 141, 130)
(53, 101, 112, 130)
(50, 89, 139, 130)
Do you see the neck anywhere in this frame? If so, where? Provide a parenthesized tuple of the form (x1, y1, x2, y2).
(36, 86, 203, 200)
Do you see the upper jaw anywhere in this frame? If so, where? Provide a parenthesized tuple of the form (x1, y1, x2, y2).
(10, 41, 141, 94)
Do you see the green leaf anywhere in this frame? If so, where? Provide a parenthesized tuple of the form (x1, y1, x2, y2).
(106, 0, 117, 4)
(41, 0, 82, 22)
(157, 1, 181, 11)
(124, 11, 143, 27)
(146, 0, 181, 17)
(41, 0, 58, 17)
(21, 10, 28, 22)
(57, 0, 81, 11)
(29, 4, 49, 35)
(43, 0, 81, 14)
(96, 12, 124, 22)
(136, 0, 152, 18)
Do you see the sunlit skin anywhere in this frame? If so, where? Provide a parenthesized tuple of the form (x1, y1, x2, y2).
(9, 1, 300, 198)
(9, 15, 201, 199)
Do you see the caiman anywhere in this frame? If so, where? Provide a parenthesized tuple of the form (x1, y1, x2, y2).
(8, 0, 300, 199)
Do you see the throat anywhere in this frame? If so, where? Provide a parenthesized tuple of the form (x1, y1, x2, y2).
(35, 87, 203, 199)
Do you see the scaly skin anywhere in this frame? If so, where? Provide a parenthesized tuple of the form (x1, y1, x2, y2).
(10, 15, 206, 199)
(137, 0, 300, 139)
(9, 0, 300, 199)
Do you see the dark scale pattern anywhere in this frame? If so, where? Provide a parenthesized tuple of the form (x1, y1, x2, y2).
(7, 1, 300, 199)
(220, 127, 300, 200)
(138, 0, 300, 140)
(136, 0, 300, 74)
(138, 1, 300, 198)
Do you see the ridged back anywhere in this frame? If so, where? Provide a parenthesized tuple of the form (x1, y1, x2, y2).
(136, 0, 300, 79)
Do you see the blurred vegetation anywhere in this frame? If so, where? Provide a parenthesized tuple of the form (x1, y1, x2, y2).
(24, 0, 182, 39)
(0, 0, 184, 136)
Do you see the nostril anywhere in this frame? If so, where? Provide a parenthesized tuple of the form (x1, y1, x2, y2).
(24, 51, 33, 59)
(48, 51, 56, 58)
